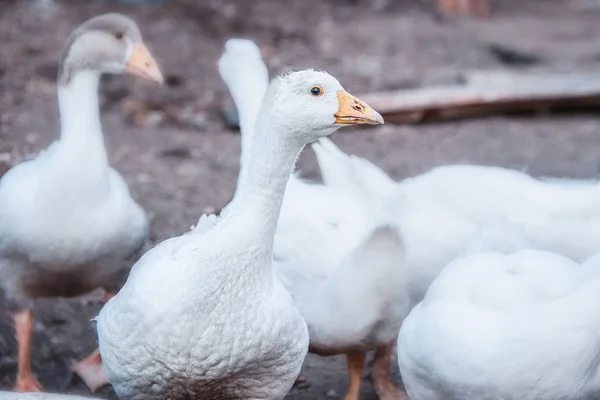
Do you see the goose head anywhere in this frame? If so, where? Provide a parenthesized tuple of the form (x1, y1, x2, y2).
(58, 13, 163, 85)
(263, 70, 383, 145)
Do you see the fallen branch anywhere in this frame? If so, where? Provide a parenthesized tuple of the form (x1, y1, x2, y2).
(361, 70, 600, 124)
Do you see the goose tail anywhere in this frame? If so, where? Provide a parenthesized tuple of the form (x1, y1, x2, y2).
(312, 137, 398, 227)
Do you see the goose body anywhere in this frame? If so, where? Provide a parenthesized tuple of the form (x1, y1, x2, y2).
(316, 146, 600, 307)
(97, 68, 383, 399)
(274, 224, 407, 354)
(399, 164, 600, 258)
(392, 169, 600, 400)
(0, 14, 163, 392)
(218, 39, 406, 400)
(97, 215, 308, 399)
(397, 249, 600, 400)
(276, 140, 408, 357)
(0, 94, 147, 302)
(393, 165, 600, 306)
(277, 175, 375, 269)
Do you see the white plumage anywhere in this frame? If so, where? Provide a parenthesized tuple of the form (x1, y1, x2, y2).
(0, 72, 147, 308)
(218, 38, 407, 399)
(398, 249, 600, 400)
(97, 63, 383, 399)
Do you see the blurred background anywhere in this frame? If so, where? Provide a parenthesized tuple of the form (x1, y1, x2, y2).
(1, 0, 600, 398)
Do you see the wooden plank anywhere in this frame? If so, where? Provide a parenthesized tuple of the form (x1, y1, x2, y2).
(360, 70, 600, 124)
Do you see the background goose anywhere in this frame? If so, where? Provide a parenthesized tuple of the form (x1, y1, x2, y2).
(396, 164, 600, 263)
(218, 39, 407, 400)
(314, 139, 600, 303)
(0, 13, 162, 393)
(309, 80, 600, 400)
(397, 229, 600, 400)
(96, 69, 383, 400)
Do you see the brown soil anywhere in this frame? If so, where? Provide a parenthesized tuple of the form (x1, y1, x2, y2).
(1, 0, 600, 398)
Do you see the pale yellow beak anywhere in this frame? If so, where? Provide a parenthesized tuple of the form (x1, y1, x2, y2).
(125, 42, 164, 85)
(334, 91, 384, 125)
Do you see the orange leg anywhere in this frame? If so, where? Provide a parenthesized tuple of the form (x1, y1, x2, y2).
(344, 351, 366, 400)
(13, 309, 43, 392)
(72, 348, 109, 392)
(72, 291, 114, 392)
(372, 343, 407, 400)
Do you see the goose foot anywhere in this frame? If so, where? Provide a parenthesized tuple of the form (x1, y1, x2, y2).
(372, 343, 407, 400)
(13, 309, 43, 392)
(377, 386, 408, 400)
(72, 349, 110, 392)
(294, 375, 307, 385)
(343, 351, 365, 400)
(13, 375, 43, 392)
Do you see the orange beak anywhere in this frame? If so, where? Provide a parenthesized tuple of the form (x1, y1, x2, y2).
(125, 42, 164, 85)
(334, 91, 384, 125)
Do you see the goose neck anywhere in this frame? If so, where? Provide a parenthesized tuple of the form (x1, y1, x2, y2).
(55, 71, 110, 181)
(229, 114, 304, 244)
(57, 71, 106, 154)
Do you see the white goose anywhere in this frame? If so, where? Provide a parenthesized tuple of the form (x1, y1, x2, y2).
(316, 142, 600, 396)
(397, 235, 600, 400)
(96, 69, 384, 400)
(396, 165, 600, 261)
(315, 141, 600, 303)
(218, 39, 407, 400)
(312, 109, 600, 400)
(0, 13, 162, 393)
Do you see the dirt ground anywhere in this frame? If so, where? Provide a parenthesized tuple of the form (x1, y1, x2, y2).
(2, 0, 600, 398)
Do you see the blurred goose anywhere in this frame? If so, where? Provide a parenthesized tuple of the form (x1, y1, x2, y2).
(218, 39, 407, 400)
(275, 161, 409, 400)
(316, 135, 600, 399)
(315, 144, 600, 302)
(96, 69, 383, 400)
(399, 165, 600, 263)
(0, 13, 162, 392)
(314, 118, 600, 399)
(397, 226, 600, 400)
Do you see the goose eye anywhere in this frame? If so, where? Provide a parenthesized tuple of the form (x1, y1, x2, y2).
(114, 32, 124, 40)
(310, 86, 323, 97)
